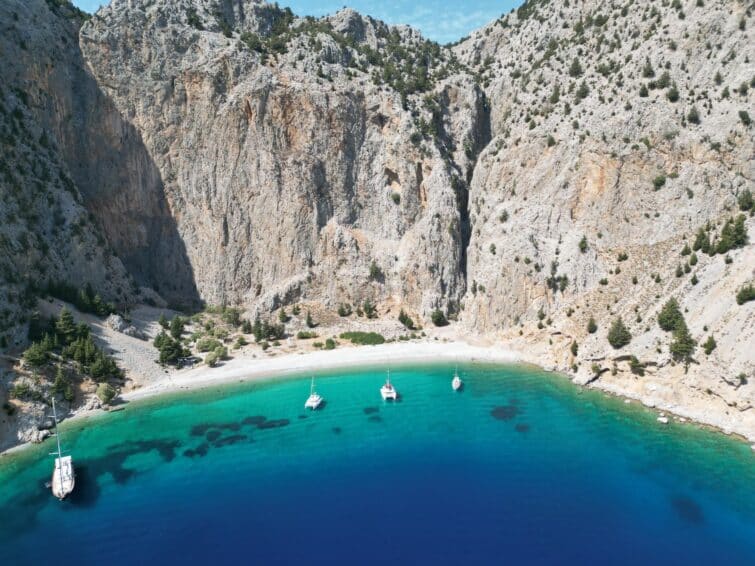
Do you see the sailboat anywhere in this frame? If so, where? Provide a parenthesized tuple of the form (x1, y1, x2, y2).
(380, 370, 398, 401)
(452, 365, 463, 391)
(50, 397, 75, 500)
(304, 376, 323, 410)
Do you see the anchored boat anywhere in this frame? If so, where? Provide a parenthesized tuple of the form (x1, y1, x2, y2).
(380, 370, 398, 401)
(50, 397, 75, 500)
(304, 376, 323, 410)
(452, 365, 463, 391)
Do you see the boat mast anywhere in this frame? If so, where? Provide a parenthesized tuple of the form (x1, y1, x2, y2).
(310, 376, 315, 395)
(52, 397, 63, 460)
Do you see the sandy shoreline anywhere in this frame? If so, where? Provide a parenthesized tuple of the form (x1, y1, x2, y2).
(123, 340, 522, 401)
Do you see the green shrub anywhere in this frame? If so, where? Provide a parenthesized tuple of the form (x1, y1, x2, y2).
(339, 331, 385, 345)
(431, 309, 448, 326)
(702, 335, 717, 355)
(186, 7, 203, 30)
(368, 261, 383, 282)
(337, 303, 352, 317)
(570, 341, 578, 356)
(196, 337, 222, 352)
(653, 175, 666, 190)
(687, 106, 700, 124)
(205, 351, 219, 367)
(363, 300, 378, 319)
(324, 338, 336, 350)
(297, 331, 318, 339)
(607, 317, 631, 349)
(736, 283, 755, 305)
(96, 383, 116, 405)
(739, 111, 752, 126)
(306, 311, 316, 328)
(579, 236, 588, 253)
(587, 317, 597, 334)
(738, 189, 753, 211)
(629, 356, 645, 376)
(666, 85, 679, 102)
(398, 309, 415, 330)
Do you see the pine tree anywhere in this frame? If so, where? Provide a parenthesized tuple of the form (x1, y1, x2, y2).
(569, 57, 583, 77)
(607, 318, 631, 349)
(56, 307, 76, 344)
(670, 318, 696, 369)
(658, 299, 683, 331)
(170, 316, 184, 340)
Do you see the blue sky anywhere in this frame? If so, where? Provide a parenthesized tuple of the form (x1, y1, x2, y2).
(72, 1, 523, 44)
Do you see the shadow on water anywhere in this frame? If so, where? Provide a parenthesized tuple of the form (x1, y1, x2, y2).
(363, 407, 379, 415)
(183, 415, 290, 458)
(670, 495, 705, 524)
(332, 427, 342, 435)
(491, 404, 520, 421)
(0, 438, 183, 541)
(515, 423, 531, 434)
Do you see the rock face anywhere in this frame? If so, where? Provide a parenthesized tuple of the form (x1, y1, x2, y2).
(0, 0, 753, 440)
(453, 0, 754, 435)
(79, 0, 485, 317)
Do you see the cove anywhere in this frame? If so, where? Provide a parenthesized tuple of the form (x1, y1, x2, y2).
(1, 363, 754, 565)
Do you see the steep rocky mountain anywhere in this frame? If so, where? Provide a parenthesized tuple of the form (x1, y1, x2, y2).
(0, 0, 753, 440)
(453, 0, 754, 432)
(79, 0, 487, 317)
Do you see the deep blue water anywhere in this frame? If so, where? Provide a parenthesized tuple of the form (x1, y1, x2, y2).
(1, 363, 754, 565)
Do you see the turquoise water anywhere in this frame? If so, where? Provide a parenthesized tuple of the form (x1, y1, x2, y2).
(1, 363, 754, 565)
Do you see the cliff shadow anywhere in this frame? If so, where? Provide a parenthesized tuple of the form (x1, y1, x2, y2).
(55, 32, 201, 309)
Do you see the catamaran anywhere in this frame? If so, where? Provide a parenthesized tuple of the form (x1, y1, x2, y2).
(452, 365, 463, 391)
(304, 376, 323, 410)
(50, 397, 75, 500)
(380, 370, 398, 401)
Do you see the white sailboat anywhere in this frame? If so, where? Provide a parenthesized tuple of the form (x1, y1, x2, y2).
(50, 397, 75, 500)
(452, 365, 463, 391)
(380, 370, 398, 401)
(304, 376, 323, 410)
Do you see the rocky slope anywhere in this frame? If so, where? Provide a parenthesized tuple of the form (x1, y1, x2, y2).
(454, 0, 754, 434)
(0, 0, 753, 444)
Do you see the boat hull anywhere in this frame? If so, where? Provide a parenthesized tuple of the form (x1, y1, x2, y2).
(52, 456, 75, 500)
(380, 387, 397, 401)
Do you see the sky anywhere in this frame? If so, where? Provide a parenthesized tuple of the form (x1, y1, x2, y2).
(72, 0, 523, 44)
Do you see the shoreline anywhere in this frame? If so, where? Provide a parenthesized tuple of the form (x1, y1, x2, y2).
(123, 340, 522, 401)
(2, 340, 753, 458)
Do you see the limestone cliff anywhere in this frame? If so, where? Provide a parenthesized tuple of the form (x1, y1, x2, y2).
(454, 0, 754, 434)
(79, 0, 486, 317)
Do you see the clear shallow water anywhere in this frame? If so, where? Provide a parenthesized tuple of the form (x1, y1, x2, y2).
(1, 363, 754, 565)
